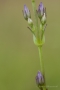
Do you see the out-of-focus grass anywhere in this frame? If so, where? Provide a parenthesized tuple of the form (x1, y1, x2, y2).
(0, 0, 60, 90)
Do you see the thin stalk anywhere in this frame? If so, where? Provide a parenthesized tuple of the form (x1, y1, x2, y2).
(31, 0, 40, 41)
(38, 46, 47, 90)
(38, 46, 44, 75)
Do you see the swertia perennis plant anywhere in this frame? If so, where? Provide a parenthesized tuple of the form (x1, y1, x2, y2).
(22, 0, 47, 90)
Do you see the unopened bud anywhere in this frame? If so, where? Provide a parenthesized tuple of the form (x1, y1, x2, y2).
(37, 2, 44, 19)
(23, 5, 31, 20)
(36, 71, 44, 86)
(28, 18, 33, 27)
(41, 13, 46, 25)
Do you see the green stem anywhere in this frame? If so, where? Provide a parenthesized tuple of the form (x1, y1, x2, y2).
(38, 46, 44, 75)
(31, 0, 40, 41)
(38, 46, 47, 90)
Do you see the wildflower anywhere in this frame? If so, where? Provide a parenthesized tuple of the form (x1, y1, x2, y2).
(23, 5, 31, 20)
(37, 2, 44, 19)
(37, 2, 46, 21)
(36, 71, 44, 86)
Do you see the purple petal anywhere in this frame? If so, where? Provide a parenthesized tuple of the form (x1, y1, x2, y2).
(35, 71, 44, 85)
(37, 2, 44, 18)
(24, 5, 29, 14)
(40, 2, 44, 11)
(23, 5, 31, 20)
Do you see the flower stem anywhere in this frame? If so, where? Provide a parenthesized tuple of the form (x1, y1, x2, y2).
(38, 46, 44, 75)
(38, 46, 47, 90)
(31, 0, 40, 41)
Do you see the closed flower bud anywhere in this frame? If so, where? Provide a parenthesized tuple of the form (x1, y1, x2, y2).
(41, 13, 46, 25)
(23, 5, 31, 20)
(37, 2, 47, 22)
(37, 2, 44, 19)
(36, 71, 44, 86)
(28, 18, 33, 27)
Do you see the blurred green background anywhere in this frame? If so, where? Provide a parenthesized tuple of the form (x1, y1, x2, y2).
(0, 0, 60, 90)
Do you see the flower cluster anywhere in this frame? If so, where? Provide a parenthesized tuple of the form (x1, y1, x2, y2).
(23, 2, 47, 47)
(37, 2, 47, 44)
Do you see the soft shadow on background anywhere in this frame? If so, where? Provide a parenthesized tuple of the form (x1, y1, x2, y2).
(0, 0, 60, 90)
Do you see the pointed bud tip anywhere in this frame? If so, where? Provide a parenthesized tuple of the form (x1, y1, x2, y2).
(37, 2, 46, 20)
(23, 5, 31, 20)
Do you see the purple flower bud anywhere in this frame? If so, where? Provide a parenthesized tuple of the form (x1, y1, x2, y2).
(37, 2, 45, 19)
(23, 5, 31, 20)
(36, 71, 44, 86)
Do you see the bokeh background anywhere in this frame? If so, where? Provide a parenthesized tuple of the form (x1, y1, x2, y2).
(0, 0, 60, 90)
